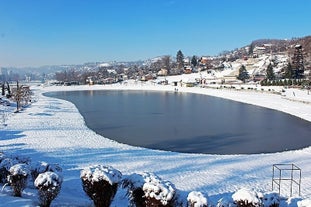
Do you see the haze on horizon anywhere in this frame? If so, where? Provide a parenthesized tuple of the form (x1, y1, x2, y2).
(0, 0, 310, 68)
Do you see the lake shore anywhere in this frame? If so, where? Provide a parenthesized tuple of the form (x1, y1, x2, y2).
(1, 82, 311, 206)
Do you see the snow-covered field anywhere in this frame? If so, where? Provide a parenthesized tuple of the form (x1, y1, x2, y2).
(1, 81, 311, 206)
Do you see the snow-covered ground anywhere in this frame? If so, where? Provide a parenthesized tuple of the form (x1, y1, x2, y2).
(1, 81, 311, 206)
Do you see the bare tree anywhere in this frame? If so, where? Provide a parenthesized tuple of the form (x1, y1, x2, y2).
(11, 81, 32, 112)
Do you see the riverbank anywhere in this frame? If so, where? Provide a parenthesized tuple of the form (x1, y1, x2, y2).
(0, 82, 311, 206)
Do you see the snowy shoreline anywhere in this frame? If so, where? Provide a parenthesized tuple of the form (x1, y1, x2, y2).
(1, 82, 311, 206)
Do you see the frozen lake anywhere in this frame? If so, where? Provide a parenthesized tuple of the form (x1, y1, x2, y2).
(46, 90, 311, 154)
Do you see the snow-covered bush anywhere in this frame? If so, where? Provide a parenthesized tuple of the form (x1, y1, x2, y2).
(217, 196, 237, 207)
(123, 172, 177, 207)
(232, 188, 263, 207)
(142, 172, 176, 207)
(263, 192, 280, 207)
(80, 165, 122, 207)
(187, 191, 208, 207)
(31, 161, 62, 181)
(297, 199, 311, 207)
(0, 157, 18, 183)
(7, 163, 30, 197)
(34, 171, 63, 207)
(122, 173, 146, 207)
(0, 154, 30, 183)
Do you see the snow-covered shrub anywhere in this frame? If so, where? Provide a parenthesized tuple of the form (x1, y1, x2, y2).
(34, 171, 63, 207)
(80, 165, 122, 207)
(297, 199, 311, 207)
(232, 188, 263, 207)
(7, 163, 30, 197)
(142, 172, 176, 207)
(187, 191, 208, 207)
(0, 154, 30, 183)
(122, 173, 146, 207)
(31, 161, 62, 181)
(123, 172, 176, 207)
(263, 192, 280, 207)
(0, 157, 16, 183)
(217, 197, 237, 207)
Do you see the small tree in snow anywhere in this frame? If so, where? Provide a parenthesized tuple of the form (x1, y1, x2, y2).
(34, 171, 63, 207)
(7, 163, 30, 197)
(187, 191, 208, 207)
(80, 165, 122, 207)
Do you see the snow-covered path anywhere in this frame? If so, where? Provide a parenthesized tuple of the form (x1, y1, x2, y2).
(0, 83, 310, 206)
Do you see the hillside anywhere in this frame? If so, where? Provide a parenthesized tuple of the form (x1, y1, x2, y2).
(248, 36, 311, 70)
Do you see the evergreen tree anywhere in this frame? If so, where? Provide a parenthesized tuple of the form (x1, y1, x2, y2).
(1, 84, 4, 96)
(283, 62, 293, 79)
(266, 63, 275, 80)
(237, 65, 250, 83)
(248, 42, 255, 55)
(191, 55, 198, 67)
(176, 50, 184, 70)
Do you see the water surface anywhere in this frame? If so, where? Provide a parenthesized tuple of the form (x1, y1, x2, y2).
(46, 90, 311, 154)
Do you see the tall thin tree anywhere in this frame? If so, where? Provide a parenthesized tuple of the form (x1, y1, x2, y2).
(266, 63, 275, 80)
(176, 50, 184, 70)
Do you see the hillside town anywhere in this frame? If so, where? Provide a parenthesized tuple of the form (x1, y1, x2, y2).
(0, 36, 310, 112)
(1, 36, 311, 89)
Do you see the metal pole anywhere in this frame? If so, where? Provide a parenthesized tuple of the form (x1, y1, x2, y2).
(290, 164, 294, 197)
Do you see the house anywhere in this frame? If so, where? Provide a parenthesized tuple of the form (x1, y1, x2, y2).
(184, 66, 192, 74)
(253, 46, 266, 57)
(182, 77, 197, 87)
(157, 68, 168, 76)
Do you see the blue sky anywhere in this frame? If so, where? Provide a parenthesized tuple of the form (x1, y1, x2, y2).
(0, 0, 310, 67)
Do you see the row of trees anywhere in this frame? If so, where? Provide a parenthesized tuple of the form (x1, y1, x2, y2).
(237, 62, 310, 86)
(261, 78, 310, 86)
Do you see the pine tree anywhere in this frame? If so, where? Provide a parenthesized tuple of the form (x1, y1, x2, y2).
(266, 63, 275, 80)
(191, 55, 197, 67)
(283, 62, 293, 79)
(1, 84, 4, 96)
(176, 50, 184, 70)
(237, 65, 250, 83)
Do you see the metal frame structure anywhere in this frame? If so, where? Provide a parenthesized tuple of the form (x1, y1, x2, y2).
(272, 164, 301, 197)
